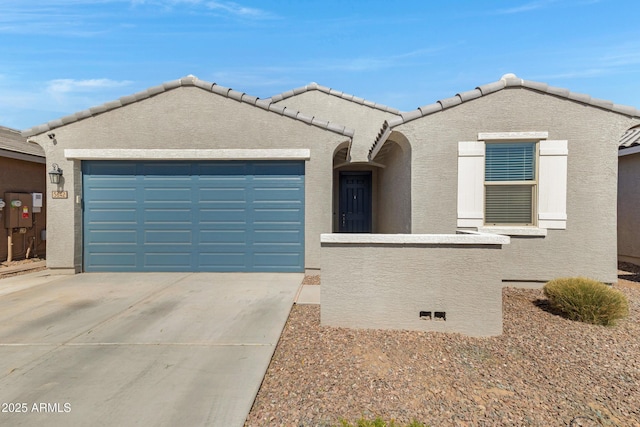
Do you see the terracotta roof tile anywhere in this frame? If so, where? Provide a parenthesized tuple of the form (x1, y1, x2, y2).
(22, 75, 355, 139)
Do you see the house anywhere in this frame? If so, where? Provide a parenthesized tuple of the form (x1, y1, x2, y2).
(21, 74, 640, 335)
(0, 125, 47, 262)
(618, 126, 640, 265)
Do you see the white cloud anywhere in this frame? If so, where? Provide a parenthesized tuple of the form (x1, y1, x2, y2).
(495, 0, 558, 14)
(204, 1, 275, 19)
(46, 78, 133, 94)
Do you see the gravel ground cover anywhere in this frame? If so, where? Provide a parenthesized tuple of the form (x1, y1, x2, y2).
(246, 268, 640, 427)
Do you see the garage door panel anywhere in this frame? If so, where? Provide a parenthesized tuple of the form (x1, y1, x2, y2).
(198, 253, 248, 269)
(253, 208, 303, 222)
(86, 229, 137, 244)
(87, 208, 137, 223)
(144, 208, 192, 223)
(87, 253, 137, 268)
(199, 229, 247, 244)
(83, 160, 304, 272)
(144, 253, 192, 268)
(199, 208, 247, 223)
(144, 230, 193, 244)
(253, 253, 303, 269)
(253, 229, 302, 244)
(87, 188, 137, 202)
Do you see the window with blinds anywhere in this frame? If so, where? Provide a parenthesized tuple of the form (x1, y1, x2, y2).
(485, 142, 536, 225)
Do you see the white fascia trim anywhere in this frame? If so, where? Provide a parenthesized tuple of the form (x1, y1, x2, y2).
(477, 226, 547, 237)
(320, 233, 510, 245)
(64, 149, 311, 160)
(478, 131, 548, 141)
(619, 146, 640, 157)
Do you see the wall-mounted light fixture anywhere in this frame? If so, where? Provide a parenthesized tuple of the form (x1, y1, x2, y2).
(48, 163, 63, 184)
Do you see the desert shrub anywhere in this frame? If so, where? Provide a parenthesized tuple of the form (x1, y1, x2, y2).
(543, 277, 629, 326)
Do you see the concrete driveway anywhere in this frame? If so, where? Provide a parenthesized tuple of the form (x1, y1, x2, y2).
(0, 271, 302, 426)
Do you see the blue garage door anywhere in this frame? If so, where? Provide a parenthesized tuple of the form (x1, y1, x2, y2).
(82, 161, 304, 272)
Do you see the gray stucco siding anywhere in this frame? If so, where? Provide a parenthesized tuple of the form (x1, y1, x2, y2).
(29, 87, 348, 272)
(392, 88, 633, 283)
(273, 91, 399, 162)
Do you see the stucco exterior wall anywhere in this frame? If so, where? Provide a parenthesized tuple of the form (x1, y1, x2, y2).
(618, 151, 640, 265)
(376, 140, 411, 233)
(273, 91, 399, 162)
(321, 237, 506, 337)
(28, 86, 348, 273)
(395, 88, 635, 283)
(0, 157, 47, 262)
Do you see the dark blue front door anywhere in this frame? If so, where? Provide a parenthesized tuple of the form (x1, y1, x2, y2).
(82, 161, 305, 272)
(338, 171, 372, 233)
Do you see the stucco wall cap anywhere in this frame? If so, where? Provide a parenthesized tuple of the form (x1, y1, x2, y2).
(320, 233, 510, 245)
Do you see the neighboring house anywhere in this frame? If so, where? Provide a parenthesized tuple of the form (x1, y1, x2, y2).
(20, 73, 640, 335)
(0, 125, 47, 262)
(618, 126, 640, 265)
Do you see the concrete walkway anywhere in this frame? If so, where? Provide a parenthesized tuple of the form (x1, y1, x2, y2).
(0, 271, 302, 426)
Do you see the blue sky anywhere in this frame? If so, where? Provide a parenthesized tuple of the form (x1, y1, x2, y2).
(1, 0, 639, 130)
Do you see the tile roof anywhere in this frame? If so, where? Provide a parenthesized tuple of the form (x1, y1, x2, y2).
(269, 82, 401, 115)
(619, 127, 640, 149)
(22, 75, 355, 139)
(0, 125, 44, 158)
(370, 73, 640, 159)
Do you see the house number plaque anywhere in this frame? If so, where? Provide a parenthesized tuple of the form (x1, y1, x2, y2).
(52, 191, 68, 199)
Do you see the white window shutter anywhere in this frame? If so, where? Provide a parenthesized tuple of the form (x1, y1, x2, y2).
(457, 141, 485, 227)
(538, 140, 568, 229)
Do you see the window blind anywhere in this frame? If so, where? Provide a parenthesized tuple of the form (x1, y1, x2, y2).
(485, 143, 535, 181)
(485, 185, 533, 224)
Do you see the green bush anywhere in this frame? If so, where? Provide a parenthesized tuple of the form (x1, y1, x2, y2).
(543, 277, 629, 326)
(338, 418, 428, 427)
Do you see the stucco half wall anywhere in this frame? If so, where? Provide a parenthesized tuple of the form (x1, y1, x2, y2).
(27, 86, 349, 273)
(320, 233, 509, 337)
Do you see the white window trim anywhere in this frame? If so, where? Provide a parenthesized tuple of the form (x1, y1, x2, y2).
(457, 132, 567, 232)
(64, 148, 311, 160)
